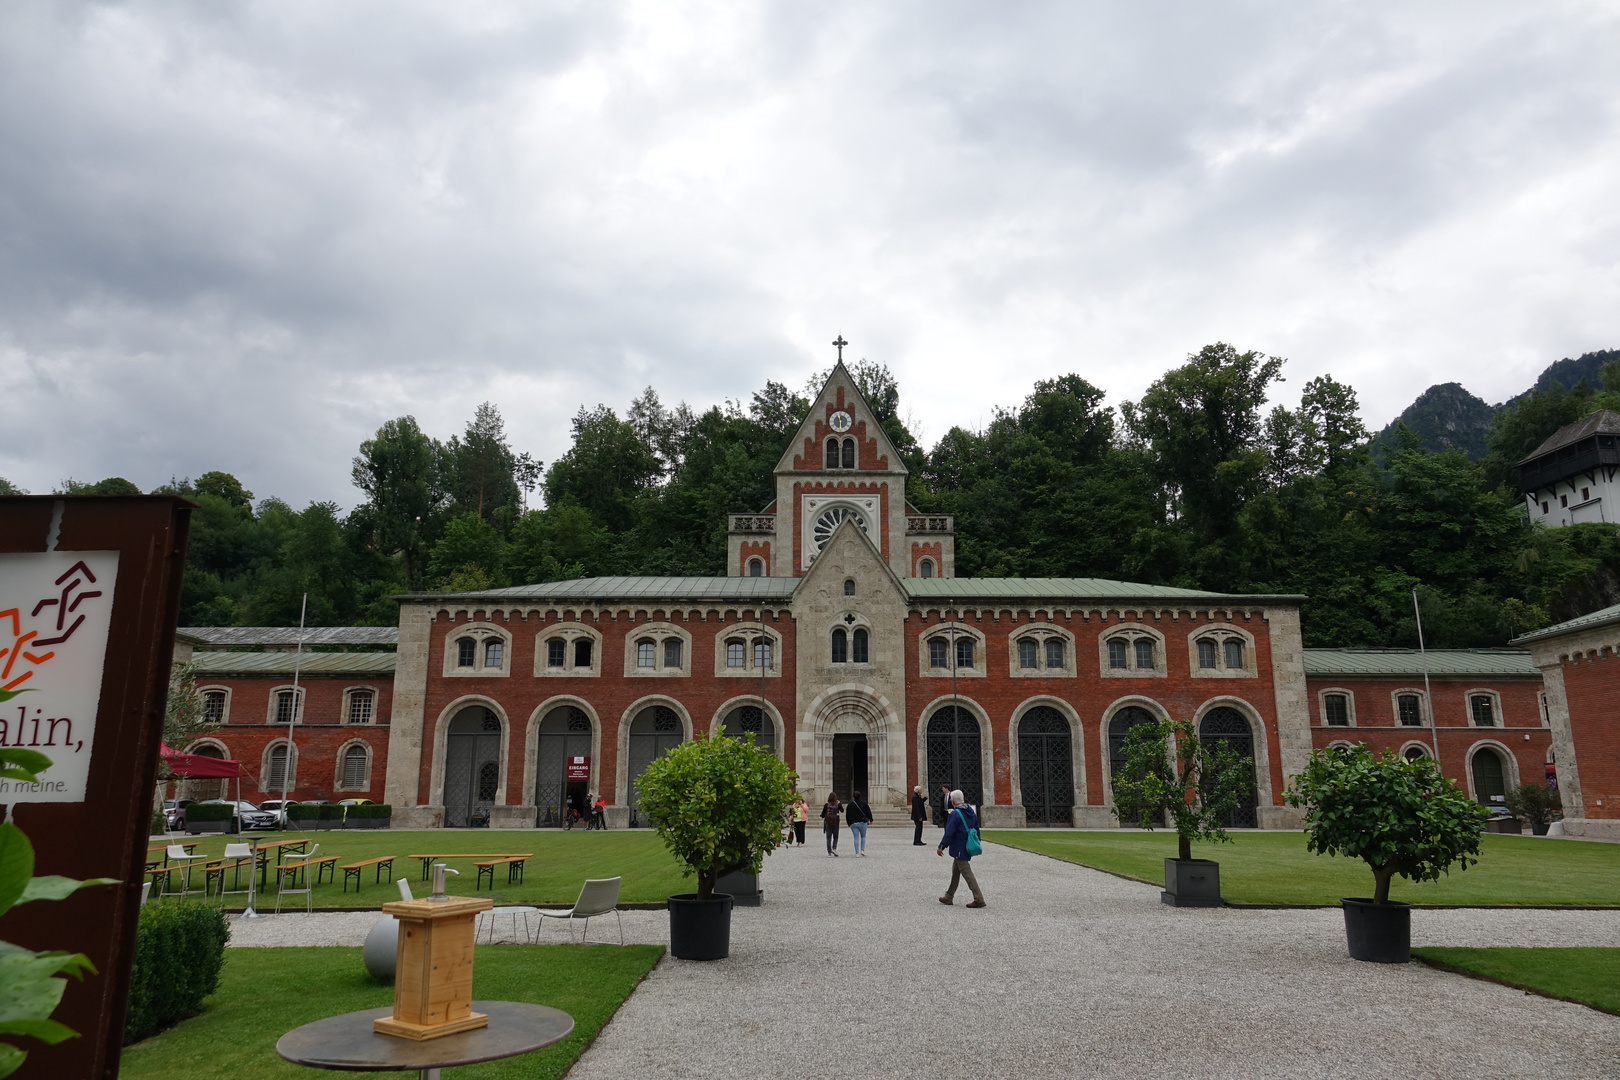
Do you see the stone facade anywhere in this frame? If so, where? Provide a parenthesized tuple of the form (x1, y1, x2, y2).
(1516, 609, 1620, 840)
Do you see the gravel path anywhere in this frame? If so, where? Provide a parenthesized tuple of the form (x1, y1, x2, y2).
(559, 829, 1620, 1080)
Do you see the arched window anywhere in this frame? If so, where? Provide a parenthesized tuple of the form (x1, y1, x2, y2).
(457, 637, 476, 668)
(1470, 695, 1497, 726)
(919, 559, 934, 578)
(341, 744, 368, 789)
(535, 705, 593, 826)
(1135, 640, 1154, 670)
(926, 706, 982, 820)
(1018, 707, 1073, 827)
(753, 639, 772, 669)
(1403, 745, 1429, 763)
(346, 689, 375, 725)
(574, 639, 593, 667)
(266, 744, 292, 790)
(665, 639, 683, 667)
(1045, 640, 1064, 668)
(721, 705, 774, 753)
(826, 437, 839, 468)
(1199, 708, 1259, 828)
(1223, 640, 1243, 669)
(628, 705, 685, 826)
(484, 639, 504, 669)
(202, 690, 226, 724)
(1108, 640, 1128, 669)
(852, 628, 869, 663)
(748, 557, 764, 577)
(1018, 639, 1038, 669)
(1197, 639, 1218, 669)
(547, 639, 566, 667)
(831, 628, 848, 663)
(1397, 694, 1424, 726)
(273, 689, 302, 725)
(929, 639, 948, 668)
(844, 579, 855, 596)
(443, 706, 502, 827)
(841, 438, 855, 469)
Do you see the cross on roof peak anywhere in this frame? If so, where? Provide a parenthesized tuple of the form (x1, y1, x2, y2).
(833, 335, 848, 361)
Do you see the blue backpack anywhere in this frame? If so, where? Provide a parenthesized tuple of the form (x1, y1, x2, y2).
(956, 808, 983, 857)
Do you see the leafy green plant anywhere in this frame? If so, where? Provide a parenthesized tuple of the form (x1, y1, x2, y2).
(1285, 744, 1488, 904)
(0, 749, 117, 1077)
(181, 803, 233, 822)
(123, 903, 230, 1044)
(1502, 783, 1562, 826)
(634, 733, 797, 900)
(1111, 716, 1253, 861)
(286, 803, 320, 821)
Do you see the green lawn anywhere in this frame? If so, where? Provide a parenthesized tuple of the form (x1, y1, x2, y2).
(983, 830, 1620, 906)
(1412, 948, 1620, 1015)
(119, 943, 664, 1079)
(148, 830, 693, 908)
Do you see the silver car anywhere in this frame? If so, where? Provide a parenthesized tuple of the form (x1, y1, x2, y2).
(198, 799, 278, 832)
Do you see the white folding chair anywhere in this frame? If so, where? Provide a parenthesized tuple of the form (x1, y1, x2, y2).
(274, 843, 320, 914)
(167, 844, 207, 899)
(534, 877, 623, 945)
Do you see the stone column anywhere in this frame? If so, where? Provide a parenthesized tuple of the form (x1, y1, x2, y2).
(1260, 603, 1309, 829)
(385, 603, 436, 828)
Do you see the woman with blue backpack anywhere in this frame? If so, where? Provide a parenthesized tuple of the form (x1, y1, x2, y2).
(936, 789, 986, 907)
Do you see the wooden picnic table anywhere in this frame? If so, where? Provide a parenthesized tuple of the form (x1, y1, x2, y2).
(253, 838, 311, 891)
(146, 842, 197, 868)
(408, 853, 533, 881)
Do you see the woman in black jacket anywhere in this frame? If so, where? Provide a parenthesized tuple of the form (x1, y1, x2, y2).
(846, 790, 873, 856)
(821, 793, 842, 857)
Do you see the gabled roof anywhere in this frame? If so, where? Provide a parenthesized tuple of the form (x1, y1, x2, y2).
(1519, 409, 1620, 464)
(902, 578, 1304, 602)
(774, 360, 908, 475)
(1511, 602, 1620, 646)
(180, 627, 398, 648)
(190, 651, 397, 676)
(1304, 648, 1539, 678)
(409, 577, 800, 602)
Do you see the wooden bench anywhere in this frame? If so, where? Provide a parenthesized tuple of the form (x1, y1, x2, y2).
(203, 856, 256, 896)
(340, 856, 397, 893)
(278, 854, 339, 888)
(474, 855, 530, 891)
(409, 854, 530, 881)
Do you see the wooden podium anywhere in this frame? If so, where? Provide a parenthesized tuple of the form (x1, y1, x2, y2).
(374, 896, 494, 1040)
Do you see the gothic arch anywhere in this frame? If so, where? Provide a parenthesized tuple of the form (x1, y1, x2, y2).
(1007, 696, 1085, 824)
(522, 696, 604, 808)
(913, 694, 996, 809)
(1099, 695, 1170, 817)
(708, 695, 787, 760)
(614, 696, 694, 806)
(429, 695, 512, 813)
(800, 682, 905, 806)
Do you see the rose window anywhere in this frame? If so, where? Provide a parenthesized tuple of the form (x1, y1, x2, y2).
(812, 506, 868, 551)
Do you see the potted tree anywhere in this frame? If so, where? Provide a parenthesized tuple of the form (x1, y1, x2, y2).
(1286, 745, 1487, 963)
(635, 732, 796, 960)
(1502, 783, 1562, 836)
(1112, 716, 1252, 907)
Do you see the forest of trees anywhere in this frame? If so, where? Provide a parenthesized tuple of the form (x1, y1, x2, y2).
(18, 343, 1620, 649)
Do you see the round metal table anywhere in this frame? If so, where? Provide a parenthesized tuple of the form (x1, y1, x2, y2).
(277, 1001, 573, 1080)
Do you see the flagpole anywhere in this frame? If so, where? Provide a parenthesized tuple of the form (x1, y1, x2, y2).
(1413, 589, 1441, 765)
(280, 594, 307, 827)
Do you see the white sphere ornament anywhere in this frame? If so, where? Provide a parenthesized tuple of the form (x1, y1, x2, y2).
(363, 915, 399, 981)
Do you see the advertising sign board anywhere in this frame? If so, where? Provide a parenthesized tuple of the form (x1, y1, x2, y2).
(565, 756, 590, 781)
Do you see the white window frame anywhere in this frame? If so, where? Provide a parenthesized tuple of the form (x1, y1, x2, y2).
(622, 623, 693, 678)
(1098, 626, 1166, 679)
(1186, 624, 1256, 679)
(1316, 687, 1357, 728)
(342, 686, 377, 725)
(713, 623, 783, 678)
(264, 685, 305, 726)
(199, 685, 231, 725)
(534, 623, 603, 678)
(1007, 625, 1076, 679)
(441, 621, 514, 678)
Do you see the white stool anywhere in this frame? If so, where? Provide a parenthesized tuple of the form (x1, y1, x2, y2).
(478, 905, 537, 944)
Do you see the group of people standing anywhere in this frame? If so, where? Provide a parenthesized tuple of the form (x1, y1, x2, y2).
(780, 785, 987, 908)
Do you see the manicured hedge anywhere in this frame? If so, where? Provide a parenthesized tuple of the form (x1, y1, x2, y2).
(183, 803, 233, 822)
(286, 803, 321, 821)
(124, 902, 230, 1044)
(346, 804, 392, 819)
(317, 803, 343, 820)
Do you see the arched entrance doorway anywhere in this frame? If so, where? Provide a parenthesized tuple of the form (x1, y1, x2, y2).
(443, 706, 502, 827)
(535, 706, 592, 827)
(926, 706, 982, 824)
(627, 706, 683, 827)
(1471, 746, 1507, 807)
(1017, 707, 1073, 827)
(182, 744, 228, 801)
(1108, 706, 1162, 826)
(1199, 707, 1258, 828)
(720, 705, 775, 754)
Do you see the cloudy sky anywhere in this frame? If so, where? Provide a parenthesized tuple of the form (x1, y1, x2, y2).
(3, 1, 1617, 506)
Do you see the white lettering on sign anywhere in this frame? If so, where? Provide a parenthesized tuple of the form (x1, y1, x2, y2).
(0, 551, 119, 803)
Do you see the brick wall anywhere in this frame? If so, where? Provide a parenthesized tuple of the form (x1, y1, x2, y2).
(1558, 654, 1620, 818)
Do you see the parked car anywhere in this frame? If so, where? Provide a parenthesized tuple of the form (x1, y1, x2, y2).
(163, 798, 195, 830)
(198, 799, 278, 832)
(336, 799, 374, 807)
(258, 799, 300, 828)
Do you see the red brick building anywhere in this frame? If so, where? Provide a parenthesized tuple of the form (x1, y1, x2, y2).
(1515, 605, 1620, 839)
(1304, 648, 1552, 809)
(170, 628, 394, 805)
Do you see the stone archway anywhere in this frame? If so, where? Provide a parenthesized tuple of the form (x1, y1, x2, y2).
(800, 685, 903, 807)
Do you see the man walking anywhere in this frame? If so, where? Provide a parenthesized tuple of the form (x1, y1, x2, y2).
(936, 789, 986, 908)
(909, 785, 928, 846)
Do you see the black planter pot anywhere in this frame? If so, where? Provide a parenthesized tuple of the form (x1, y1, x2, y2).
(1531, 823, 1551, 836)
(1341, 898, 1411, 963)
(1161, 858, 1222, 907)
(667, 893, 733, 960)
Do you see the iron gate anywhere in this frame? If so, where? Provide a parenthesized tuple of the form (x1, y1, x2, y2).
(720, 705, 774, 753)
(1018, 706, 1074, 827)
(1199, 707, 1258, 828)
(926, 706, 982, 825)
(444, 707, 502, 827)
(535, 706, 593, 826)
(627, 706, 683, 827)
(1108, 705, 1163, 826)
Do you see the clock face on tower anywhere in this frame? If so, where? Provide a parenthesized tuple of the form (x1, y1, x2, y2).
(828, 410, 853, 433)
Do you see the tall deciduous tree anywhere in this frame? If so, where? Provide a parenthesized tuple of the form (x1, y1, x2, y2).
(351, 416, 441, 589)
(543, 405, 661, 532)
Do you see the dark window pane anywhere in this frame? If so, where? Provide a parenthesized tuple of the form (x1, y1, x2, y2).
(841, 438, 855, 469)
(748, 558, 763, 577)
(457, 638, 475, 667)
(825, 438, 839, 468)
(844, 579, 855, 596)
(929, 638, 948, 668)
(664, 639, 682, 668)
(1471, 695, 1496, 726)
(1045, 639, 1064, 669)
(1325, 694, 1348, 726)
(1398, 695, 1423, 726)
(1135, 639, 1154, 670)
(1224, 640, 1242, 669)
(203, 691, 226, 724)
(955, 638, 974, 669)
(342, 745, 367, 788)
(574, 639, 592, 668)
(1197, 639, 1218, 669)
(919, 560, 934, 578)
(547, 639, 565, 667)
(852, 628, 868, 663)
(1108, 639, 1127, 669)
(1018, 639, 1038, 668)
(831, 628, 848, 664)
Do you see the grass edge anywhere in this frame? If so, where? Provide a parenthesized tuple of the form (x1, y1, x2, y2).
(1410, 951, 1620, 1018)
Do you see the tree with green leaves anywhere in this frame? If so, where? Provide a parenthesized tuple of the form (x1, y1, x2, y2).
(634, 733, 798, 900)
(1285, 745, 1487, 903)
(543, 405, 661, 533)
(443, 402, 521, 529)
(351, 416, 443, 589)
(1111, 715, 1254, 862)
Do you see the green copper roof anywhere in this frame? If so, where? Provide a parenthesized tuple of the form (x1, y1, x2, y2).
(902, 578, 1303, 602)
(1303, 648, 1539, 678)
(413, 577, 800, 602)
(190, 652, 397, 677)
(1511, 603, 1620, 645)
